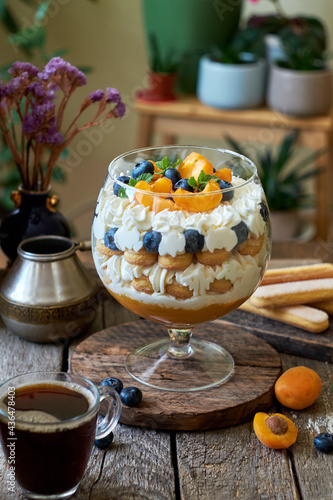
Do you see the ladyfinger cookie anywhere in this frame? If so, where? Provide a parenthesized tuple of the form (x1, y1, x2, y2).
(261, 263, 333, 286)
(240, 301, 329, 333)
(251, 278, 333, 308)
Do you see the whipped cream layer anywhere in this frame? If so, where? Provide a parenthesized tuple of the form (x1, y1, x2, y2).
(94, 175, 266, 256)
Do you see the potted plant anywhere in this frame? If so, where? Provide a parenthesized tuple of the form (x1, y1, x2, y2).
(0, 58, 125, 261)
(266, 18, 332, 116)
(136, 34, 179, 102)
(197, 26, 267, 109)
(141, 0, 243, 94)
(225, 131, 324, 241)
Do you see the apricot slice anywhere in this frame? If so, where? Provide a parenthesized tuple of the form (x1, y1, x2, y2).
(152, 197, 176, 213)
(253, 412, 298, 449)
(174, 181, 222, 212)
(215, 168, 232, 182)
(152, 177, 173, 194)
(274, 366, 322, 410)
(135, 180, 154, 209)
(178, 152, 214, 180)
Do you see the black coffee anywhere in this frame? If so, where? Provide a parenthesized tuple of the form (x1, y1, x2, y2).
(0, 382, 97, 495)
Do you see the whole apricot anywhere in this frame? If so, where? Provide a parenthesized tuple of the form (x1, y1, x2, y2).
(274, 366, 322, 410)
(253, 412, 298, 449)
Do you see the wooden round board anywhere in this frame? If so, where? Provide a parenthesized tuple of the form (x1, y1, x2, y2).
(70, 320, 281, 431)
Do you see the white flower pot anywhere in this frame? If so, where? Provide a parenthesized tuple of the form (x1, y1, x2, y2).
(267, 64, 333, 117)
(197, 55, 267, 109)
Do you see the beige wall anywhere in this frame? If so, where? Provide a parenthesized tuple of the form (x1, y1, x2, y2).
(1, 0, 332, 238)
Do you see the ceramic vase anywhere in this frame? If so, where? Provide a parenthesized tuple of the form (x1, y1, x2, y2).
(0, 187, 70, 262)
(197, 55, 267, 109)
(267, 64, 333, 116)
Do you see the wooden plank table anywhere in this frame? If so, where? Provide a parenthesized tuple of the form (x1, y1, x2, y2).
(0, 243, 333, 499)
(135, 96, 333, 241)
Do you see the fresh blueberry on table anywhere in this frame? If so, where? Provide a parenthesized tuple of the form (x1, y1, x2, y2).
(113, 175, 130, 196)
(184, 229, 204, 253)
(104, 228, 121, 252)
(232, 221, 249, 245)
(120, 387, 142, 407)
(164, 167, 181, 187)
(174, 178, 194, 192)
(218, 180, 234, 202)
(143, 231, 162, 253)
(132, 160, 154, 179)
(314, 433, 333, 453)
(101, 377, 123, 394)
(259, 201, 269, 222)
(94, 431, 114, 450)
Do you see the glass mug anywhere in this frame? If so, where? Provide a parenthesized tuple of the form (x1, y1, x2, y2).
(0, 371, 122, 499)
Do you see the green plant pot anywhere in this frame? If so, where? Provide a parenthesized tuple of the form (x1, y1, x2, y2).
(141, 0, 243, 94)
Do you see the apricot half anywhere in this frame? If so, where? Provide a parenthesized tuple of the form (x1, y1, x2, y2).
(253, 412, 298, 449)
(174, 181, 222, 212)
(177, 152, 214, 180)
(214, 168, 232, 182)
(274, 366, 322, 410)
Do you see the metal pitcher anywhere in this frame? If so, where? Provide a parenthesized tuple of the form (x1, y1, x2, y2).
(0, 236, 99, 343)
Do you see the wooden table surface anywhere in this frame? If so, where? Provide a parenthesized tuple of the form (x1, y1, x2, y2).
(0, 242, 332, 500)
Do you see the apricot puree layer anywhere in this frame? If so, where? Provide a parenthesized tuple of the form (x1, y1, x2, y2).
(107, 290, 250, 327)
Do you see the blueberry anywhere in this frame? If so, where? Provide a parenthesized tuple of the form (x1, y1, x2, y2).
(260, 202, 269, 222)
(143, 231, 162, 253)
(95, 431, 114, 450)
(232, 221, 248, 245)
(218, 180, 234, 202)
(132, 160, 154, 179)
(184, 229, 204, 253)
(314, 433, 333, 453)
(174, 178, 194, 192)
(113, 175, 130, 196)
(101, 377, 123, 394)
(120, 387, 142, 407)
(164, 168, 181, 187)
(104, 228, 120, 251)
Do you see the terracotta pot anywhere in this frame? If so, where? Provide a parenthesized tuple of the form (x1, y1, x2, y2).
(267, 64, 333, 116)
(0, 186, 70, 262)
(137, 72, 177, 102)
(270, 211, 300, 241)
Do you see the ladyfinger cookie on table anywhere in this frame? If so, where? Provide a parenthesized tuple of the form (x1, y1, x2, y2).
(240, 301, 329, 333)
(261, 263, 333, 286)
(251, 278, 333, 308)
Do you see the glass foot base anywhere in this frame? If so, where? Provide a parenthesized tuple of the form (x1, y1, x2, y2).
(126, 338, 234, 392)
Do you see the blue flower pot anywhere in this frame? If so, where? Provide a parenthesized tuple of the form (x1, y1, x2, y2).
(197, 55, 267, 109)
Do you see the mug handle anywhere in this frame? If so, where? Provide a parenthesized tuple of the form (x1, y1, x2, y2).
(95, 385, 122, 439)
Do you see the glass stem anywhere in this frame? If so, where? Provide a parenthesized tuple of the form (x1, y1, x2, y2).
(167, 328, 193, 358)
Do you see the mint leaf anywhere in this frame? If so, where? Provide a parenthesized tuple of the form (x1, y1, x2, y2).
(171, 159, 182, 169)
(188, 177, 198, 190)
(155, 156, 169, 172)
(118, 187, 128, 198)
(196, 171, 220, 191)
(129, 178, 137, 187)
(136, 173, 153, 183)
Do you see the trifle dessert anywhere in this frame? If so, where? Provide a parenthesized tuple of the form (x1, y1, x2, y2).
(92, 146, 271, 329)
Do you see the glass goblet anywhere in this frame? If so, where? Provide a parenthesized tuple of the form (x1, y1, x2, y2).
(92, 146, 271, 391)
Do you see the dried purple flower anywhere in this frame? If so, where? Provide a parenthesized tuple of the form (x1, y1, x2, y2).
(36, 130, 63, 145)
(106, 87, 121, 103)
(1, 57, 124, 191)
(114, 101, 126, 118)
(8, 62, 39, 78)
(89, 89, 105, 102)
(22, 113, 41, 135)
